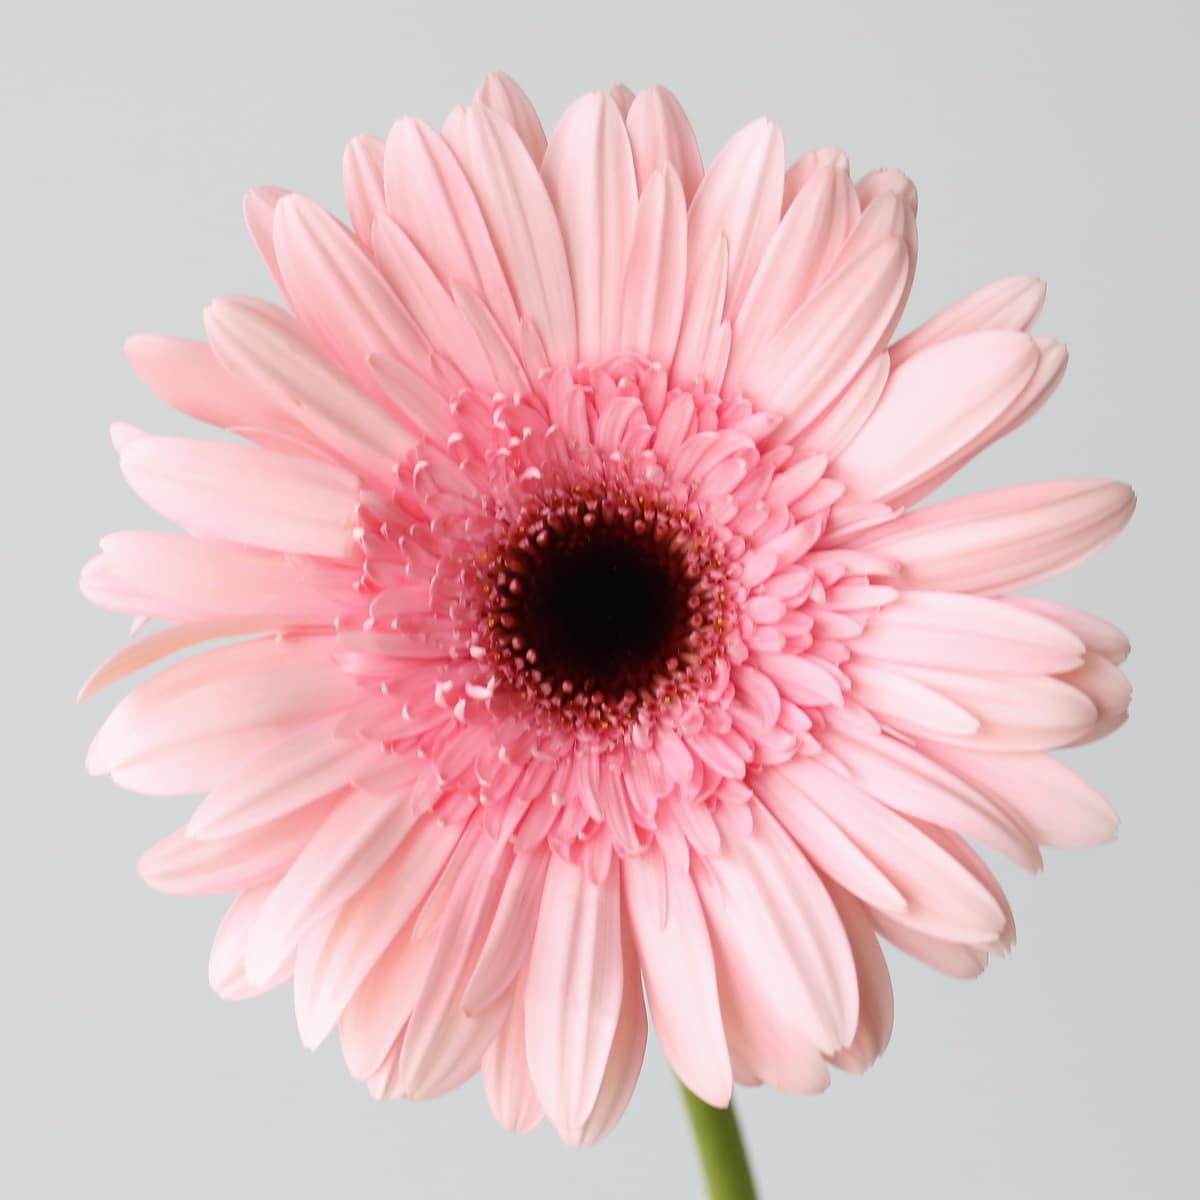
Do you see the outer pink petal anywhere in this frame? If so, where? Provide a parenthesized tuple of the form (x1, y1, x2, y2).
(821, 721, 1042, 870)
(622, 849, 733, 1107)
(123, 334, 314, 447)
(698, 803, 858, 1060)
(382, 117, 520, 339)
(482, 986, 544, 1134)
(138, 799, 338, 896)
(832, 331, 1041, 503)
(918, 746, 1119, 847)
(744, 236, 909, 443)
(847, 480, 1136, 594)
(727, 160, 860, 389)
(624, 86, 704, 202)
(244, 790, 413, 984)
(619, 166, 687, 366)
(1008, 597, 1130, 664)
(81, 531, 360, 624)
(209, 885, 296, 1000)
(760, 759, 1009, 944)
(850, 591, 1086, 675)
(86, 636, 360, 794)
(394, 835, 511, 1099)
(891, 275, 1046, 366)
(887, 337, 1069, 509)
(475, 71, 548, 164)
(524, 856, 623, 1138)
(244, 186, 289, 297)
(342, 134, 387, 251)
(861, 663, 1100, 751)
(685, 119, 785, 320)
(77, 617, 280, 702)
(542, 92, 638, 362)
(205, 297, 415, 491)
(370, 215, 494, 388)
(824, 883, 894, 1074)
(292, 815, 465, 1047)
(571, 914, 648, 1147)
(187, 716, 381, 838)
(117, 433, 362, 558)
(458, 103, 577, 367)
(273, 194, 431, 393)
(464, 848, 549, 1013)
(338, 923, 436, 1080)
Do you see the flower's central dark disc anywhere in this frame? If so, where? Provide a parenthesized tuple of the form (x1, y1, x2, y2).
(518, 529, 684, 692)
(478, 487, 733, 735)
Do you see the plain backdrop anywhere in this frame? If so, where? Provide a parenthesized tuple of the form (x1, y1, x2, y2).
(3, 1, 1196, 1196)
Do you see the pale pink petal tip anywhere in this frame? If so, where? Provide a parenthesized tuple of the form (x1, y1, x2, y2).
(82, 71, 1134, 1145)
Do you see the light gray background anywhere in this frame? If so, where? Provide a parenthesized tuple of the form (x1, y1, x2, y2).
(3, 1, 1196, 1196)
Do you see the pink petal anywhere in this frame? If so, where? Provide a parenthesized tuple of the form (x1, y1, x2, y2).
(482, 988, 544, 1134)
(370, 216, 493, 390)
(205, 296, 415, 492)
(464, 849, 549, 1013)
(757, 786, 907, 912)
(889, 337, 1068, 508)
(672, 236, 729, 386)
(243, 186, 289, 299)
(891, 274, 1046, 367)
(395, 836, 512, 1099)
(842, 660, 980, 737)
(81, 531, 359, 624)
(245, 790, 413, 983)
(919, 746, 1118, 847)
(118, 433, 362, 558)
(870, 910, 989, 979)
(123, 334, 314, 446)
(685, 119, 785, 319)
(188, 717, 381, 838)
(621, 849, 732, 1107)
(342, 134, 386, 251)
(87, 635, 359, 794)
(77, 617, 280, 702)
(571, 915, 648, 1146)
(744, 236, 909, 443)
(1008, 597, 1130, 664)
(762, 759, 1009, 944)
(382, 117, 519, 339)
(458, 103, 577, 367)
(139, 800, 337, 896)
(338, 923, 436, 1080)
(209, 886, 295, 1000)
(273, 194, 431, 393)
(832, 331, 1040, 502)
(698, 803, 859, 1057)
(292, 814, 465, 1047)
(847, 480, 1136, 594)
(542, 92, 638, 361)
(824, 883, 893, 1073)
(880, 665, 1099, 751)
(821, 721, 1043, 870)
(524, 856, 624, 1138)
(624, 86, 704, 202)
(619, 167, 687, 366)
(475, 72, 548, 163)
(727, 159, 860, 389)
(851, 591, 1086, 674)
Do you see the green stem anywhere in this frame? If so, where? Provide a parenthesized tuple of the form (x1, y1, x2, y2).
(678, 1082, 758, 1200)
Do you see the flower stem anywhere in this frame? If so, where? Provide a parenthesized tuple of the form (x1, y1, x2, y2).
(678, 1082, 758, 1200)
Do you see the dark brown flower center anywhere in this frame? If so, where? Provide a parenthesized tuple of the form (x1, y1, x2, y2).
(477, 486, 733, 735)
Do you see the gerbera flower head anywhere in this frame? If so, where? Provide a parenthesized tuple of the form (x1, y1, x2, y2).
(82, 73, 1134, 1145)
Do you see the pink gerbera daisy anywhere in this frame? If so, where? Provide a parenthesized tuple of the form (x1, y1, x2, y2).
(81, 73, 1133, 1147)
